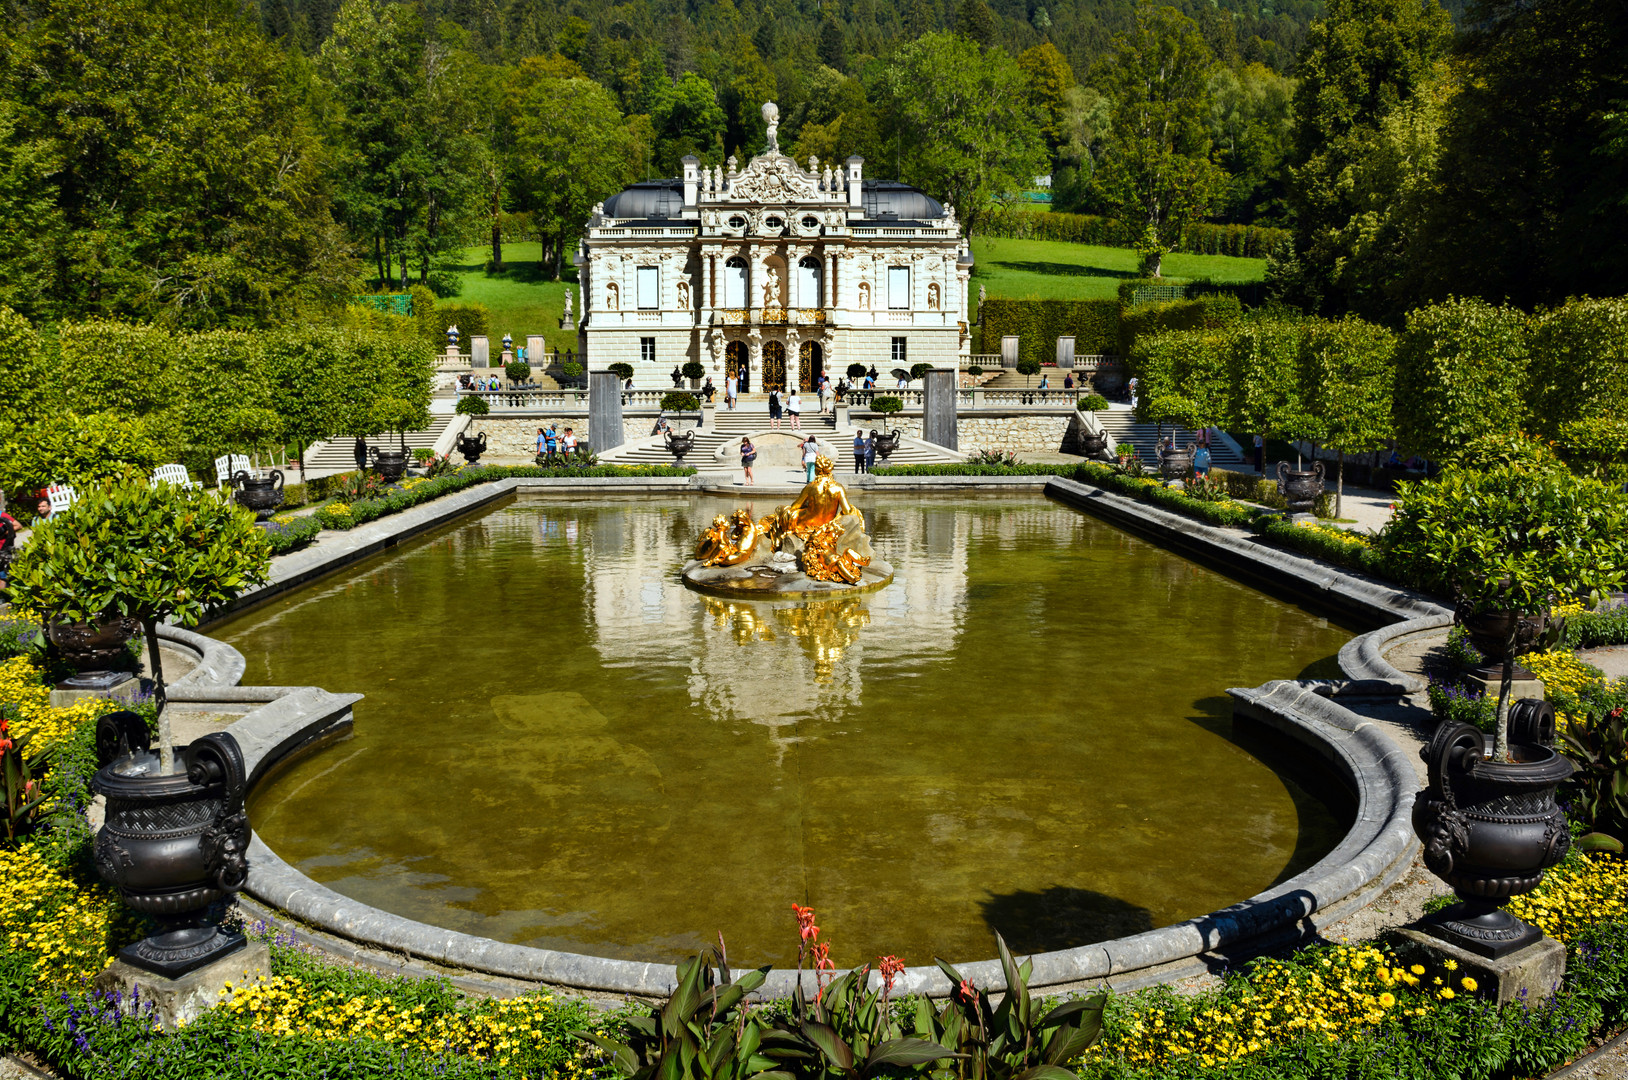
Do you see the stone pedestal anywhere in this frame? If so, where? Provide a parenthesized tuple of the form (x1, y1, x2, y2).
(526, 336, 545, 365)
(922, 369, 958, 451)
(93, 940, 270, 1031)
(443, 345, 461, 365)
(1393, 927, 1566, 1005)
(1000, 336, 1019, 369)
(1056, 335, 1075, 369)
(471, 336, 490, 367)
(1466, 669, 1545, 702)
(589, 371, 624, 454)
(50, 675, 140, 709)
(500, 349, 514, 366)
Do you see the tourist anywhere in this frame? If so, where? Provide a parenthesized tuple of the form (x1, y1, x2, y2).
(768, 388, 782, 429)
(0, 497, 18, 592)
(725, 373, 737, 410)
(896, 373, 907, 389)
(562, 428, 578, 456)
(1194, 442, 1212, 482)
(801, 435, 820, 482)
(1254, 433, 1265, 474)
(654, 415, 672, 437)
(864, 432, 877, 472)
(1064, 372, 1075, 391)
(624, 376, 633, 390)
(1128, 376, 1139, 409)
(34, 496, 51, 522)
(818, 375, 831, 414)
(1038, 373, 1050, 393)
(852, 430, 868, 474)
(740, 437, 757, 485)
(535, 427, 548, 456)
(353, 436, 368, 473)
(671, 365, 683, 388)
(863, 373, 875, 390)
(702, 377, 715, 403)
(544, 425, 559, 458)
(786, 389, 803, 430)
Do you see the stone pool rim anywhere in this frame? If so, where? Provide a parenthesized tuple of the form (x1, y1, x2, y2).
(188, 475, 1448, 998)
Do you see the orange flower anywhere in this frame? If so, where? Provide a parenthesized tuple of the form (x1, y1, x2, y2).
(792, 904, 819, 942)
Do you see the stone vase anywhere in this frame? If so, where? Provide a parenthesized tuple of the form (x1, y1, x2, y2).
(47, 616, 141, 686)
(1276, 460, 1325, 515)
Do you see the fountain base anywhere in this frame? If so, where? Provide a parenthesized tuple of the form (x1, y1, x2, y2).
(682, 556, 894, 598)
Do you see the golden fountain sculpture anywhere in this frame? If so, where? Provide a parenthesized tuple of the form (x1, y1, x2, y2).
(683, 456, 894, 596)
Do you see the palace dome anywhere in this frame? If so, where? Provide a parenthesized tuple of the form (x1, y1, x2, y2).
(603, 180, 684, 220)
(859, 181, 943, 222)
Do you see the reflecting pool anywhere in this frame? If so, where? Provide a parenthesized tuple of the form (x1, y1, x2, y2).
(223, 494, 1357, 968)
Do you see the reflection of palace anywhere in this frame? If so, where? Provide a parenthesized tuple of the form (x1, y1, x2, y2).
(576, 101, 972, 388)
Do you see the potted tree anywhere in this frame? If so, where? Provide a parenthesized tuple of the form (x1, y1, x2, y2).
(1383, 464, 1628, 957)
(9, 473, 272, 975)
(681, 360, 706, 389)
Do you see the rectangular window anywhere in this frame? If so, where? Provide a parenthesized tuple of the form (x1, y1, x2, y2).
(888, 266, 910, 309)
(891, 337, 907, 365)
(637, 266, 659, 309)
(640, 337, 656, 365)
(798, 261, 822, 307)
(724, 261, 746, 308)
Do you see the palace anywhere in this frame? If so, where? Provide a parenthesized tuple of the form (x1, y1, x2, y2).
(574, 102, 973, 392)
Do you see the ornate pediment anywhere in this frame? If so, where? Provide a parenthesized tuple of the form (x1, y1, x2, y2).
(727, 152, 821, 203)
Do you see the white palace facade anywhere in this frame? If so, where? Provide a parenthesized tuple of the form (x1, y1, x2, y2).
(575, 104, 973, 393)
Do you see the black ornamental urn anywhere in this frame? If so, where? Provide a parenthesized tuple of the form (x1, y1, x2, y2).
(871, 429, 902, 462)
(92, 725, 252, 977)
(1160, 441, 1197, 481)
(1458, 607, 1550, 684)
(231, 469, 284, 523)
(1079, 428, 1109, 459)
(1411, 718, 1574, 958)
(370, 446, 408, 483)
(665, 429, 696, 466)
(456, 430, 487, 465)
(1276, 460, 1325, 515)
(47, 616, 140, 689)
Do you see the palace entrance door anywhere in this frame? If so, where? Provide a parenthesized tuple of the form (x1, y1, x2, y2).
(725, 341, 750, 392)
(762, 341, 786, 392)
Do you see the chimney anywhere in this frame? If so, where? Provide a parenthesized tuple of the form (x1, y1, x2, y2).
(846, 156, 864, 210)
(682, 155, 700, 208)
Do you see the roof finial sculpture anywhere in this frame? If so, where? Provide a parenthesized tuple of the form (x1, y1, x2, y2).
(762, 101, 780, 154)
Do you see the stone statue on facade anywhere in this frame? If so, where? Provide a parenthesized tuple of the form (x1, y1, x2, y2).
(762, 266, 780, 308)
(561, 288, 574, 329)
(762, 101, 780, 154)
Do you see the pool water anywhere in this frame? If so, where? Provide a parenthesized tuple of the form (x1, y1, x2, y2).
(223, 494, 1356, 969)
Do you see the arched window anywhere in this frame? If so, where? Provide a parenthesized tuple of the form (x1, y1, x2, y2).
(724, 257, 747, 309)
(797, 256, 822, 308)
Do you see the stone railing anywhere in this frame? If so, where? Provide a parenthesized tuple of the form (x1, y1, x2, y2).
(455, 387, 677, 411)
(844, 388, 1086, 411)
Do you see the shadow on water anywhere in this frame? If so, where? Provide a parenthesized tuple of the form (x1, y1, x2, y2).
(988, 260, 1140, 281)
(1188, 694, 1357, 891)
(979, 887, 1155, 953)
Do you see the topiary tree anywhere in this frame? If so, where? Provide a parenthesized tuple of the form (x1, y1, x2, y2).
(506, 360, 531, 383)
(455, 395, 490, 416)
(1393, 297, 1530, 462)
(681, 360, 706, 383)
(608, 362, 635, 382)
(1302, 317, 1396, 517)
(1016, 356, 1042, 386)
(0, 412, 163, 510)
(1135, 327, 1233, 435)
(661, 392, 700, 411)
(9, 473, 271, 770)
(847, 362, 868, 379)
(1226, 318, 1321, 466)
(909, 362, 935, 382)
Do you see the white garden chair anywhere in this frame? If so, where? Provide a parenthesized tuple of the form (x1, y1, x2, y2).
(150, 463, 200, 490)
(214, 454, 251, 488)
(46, 483, 77, 515)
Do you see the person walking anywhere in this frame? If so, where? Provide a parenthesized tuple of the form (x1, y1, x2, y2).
(818, 375, 831, 414)
(852, 430, 868, 474)
(1128, 376, 1139, 409)
(1253, 433, 1265, 475)
(1193, 442, 1213, 483)
(1038, 373, 1050, 392)
(767, 388, 782, 429)
(353, 436, 368, 473)
(801, 435, 820, 483)
(786, 389, 802, 430)
(1063, 372, 1075, 391)
(725, 373, 737, 411)
(562, 428, 578, 456)
(740, 437, 757, 485)
(864, 431, 877, 473)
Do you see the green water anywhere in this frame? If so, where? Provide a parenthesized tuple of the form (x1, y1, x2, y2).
(221, 494, 1356, 969)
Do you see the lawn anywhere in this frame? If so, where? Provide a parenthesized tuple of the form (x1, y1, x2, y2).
(440, 243, 578, 353)
(970, 236, 1267, 300)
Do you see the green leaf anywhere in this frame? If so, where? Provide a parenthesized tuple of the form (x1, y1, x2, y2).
(801, 1020, 857, 1072)
(863, 1038, 962, 1072)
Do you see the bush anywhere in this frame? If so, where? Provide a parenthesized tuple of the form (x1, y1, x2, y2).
(846, 363, 868, 379)
(0, 412, 163, 508)
(561, 361, 583, 379)
(681, 360, 706, 380)
(1562, 603, 1628, 649)
(1251, 515, 1384, 575)
(908, 362, 934, 381)
(263, 514, 323, 554)
(1076, 394, 1110, 411)
(978, 205, 1291, 257)
(607, 362, 634, 381)
(504, 360, 530, 383)
(1118, 295, 1243, 358)
(660, 392, 699, 411)
(432, 303, 489, 344)
(871, 396, 904, 414)
(412, 448, 435, 463)
(1393, 297, 1531, 461)
(455, 395, 489, 416)
(966, 365, 984, 377)
(980, 298, 1119, 363)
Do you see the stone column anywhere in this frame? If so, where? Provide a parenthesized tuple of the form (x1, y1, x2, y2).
(923, 368, 957, 451)
(1001, 335, 1019, 369)
(1056, 335, 1075, 369)
(787, 327, 801, 392)
(471, 336, 490, 368)
(526, 336, 544, 366)
(589, 371, 624, 454)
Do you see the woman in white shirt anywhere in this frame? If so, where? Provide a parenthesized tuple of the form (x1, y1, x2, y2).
(786, 391, 802, 430)
(801, 436, 820, 482)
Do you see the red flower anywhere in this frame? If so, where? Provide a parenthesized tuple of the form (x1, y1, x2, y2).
(812, 942, 834, 971)
(955, 978, 977, 1004)
(792, 903, 819, 942)
(878, 955, 905, 994)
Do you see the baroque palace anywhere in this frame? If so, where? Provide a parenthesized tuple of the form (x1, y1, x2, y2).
(575, 102, 973, 392)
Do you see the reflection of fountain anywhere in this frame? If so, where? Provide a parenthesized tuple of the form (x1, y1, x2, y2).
(774, 598, 871, 683)
(684, 457, 893, 595)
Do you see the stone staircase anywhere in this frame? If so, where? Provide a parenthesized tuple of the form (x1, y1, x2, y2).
(1090, 410, 1250, 469)
(979, 370, 1082, 392)
(604, 398, 962, 469)
(302, 416, 456, 473)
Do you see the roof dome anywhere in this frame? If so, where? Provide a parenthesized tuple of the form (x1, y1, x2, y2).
(603, 179, 683, 220)
(859, 181, 944, 221)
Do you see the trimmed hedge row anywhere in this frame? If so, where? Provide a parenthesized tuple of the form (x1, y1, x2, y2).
(980, 207, 1291, 259)
(979, 299, 1120, 363)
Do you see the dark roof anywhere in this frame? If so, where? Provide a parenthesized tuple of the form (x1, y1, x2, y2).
(603, 179, 683, 220)
(859, 180, 944, 221)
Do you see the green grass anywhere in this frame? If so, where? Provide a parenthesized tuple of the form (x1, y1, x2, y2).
(970, 236, 1268, 300)
(441, 244, 578, 353)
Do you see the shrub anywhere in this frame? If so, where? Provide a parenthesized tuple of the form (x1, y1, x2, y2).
(454, 395, 489, 416)
(1393, 297, 1531, 462)
(980, 298, 1120, 363)
(966, 364, 984, 377)
(1251, 515, 1384, 574)
(1118, 295, 1243, 358)
(561, 361, 583, 379)
(412, 448, 435, 463)
(0, 412, 163, 508)
(978, 205, 1291, 257)
(263, 514, 323, 554)
(846, 362, 868, 379)
(871, 396, 904, 414)
(504, 360, 530, 383)
(660, 392, 699, 411)
(1562, 603, 1628, 650)
(908, 362, 934, 381)
(1076, 394, 1110, 411)
(431, 303, 489, 344)
(680, 360, 706, 380)
(607, 362, 634, 381)
(1113, 442, 1137, 458)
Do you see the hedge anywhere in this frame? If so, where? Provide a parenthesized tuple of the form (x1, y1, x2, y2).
(430, 304, 491, 346)
(1393, 297, 1531, 461)
(979, 299, 1120, 363)
(1118, 295, 1244, 359)
(980, 206, 1291, 259)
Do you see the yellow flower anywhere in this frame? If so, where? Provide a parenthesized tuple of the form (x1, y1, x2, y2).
(1410, 965, 1426, 976)
(1378, 992, 1396, 1009)
(1461, 977, 1478, 992)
